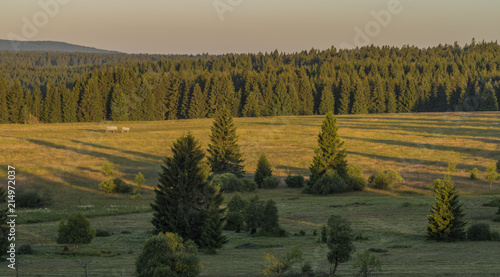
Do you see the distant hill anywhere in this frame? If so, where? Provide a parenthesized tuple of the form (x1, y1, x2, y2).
(0, 39, 122, 54)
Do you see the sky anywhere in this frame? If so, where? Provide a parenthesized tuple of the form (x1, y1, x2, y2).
(1, 0, 499, 54)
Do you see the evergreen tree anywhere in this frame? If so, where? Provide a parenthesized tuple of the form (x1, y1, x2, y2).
(165, 76, 180, 120)
(318, 83, 335, 115)
(426, 176, 466, 241)
(0, 77, 8, 123)
(77, 77, 103, 122)
(386, 80, 397, 113)
(43, 85, 62, 123)
(188, 83, 208, 119)
(254, 153, 273, 188)
(338, 74, 351, 115)
(61, 85, 77, 123)
(479, 82, 499, 111)
(31, 86, 42, 120)
(370, 76, 386, 113)
(260, 199, 283, 235)
(199, 186, 228, 254)
(309, 112, 348, 184)
(242, 90, 261, 117)
(298, 69, 314, 115)
(110, 85, 130, 121)
(351, 79, 369, 115)
(207, 107, 245, 177)
(271, 77, 291, 116)
(7, 81, 24, 123)
(152, 133, 223, 244)
(0, 187, 8, 257)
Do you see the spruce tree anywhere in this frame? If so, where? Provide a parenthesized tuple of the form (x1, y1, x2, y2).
(188, 83, 208, 119)
(61, 85, 77, 123)
(0, 77, 8, 123)
(165, 76, 180, 120)
(31, 86, 42, 120)
(7, 81, 24, 123)
(318, 83, 335, 115)
(152, 133, 223, 244)
(309, 112, 348, 184)
(207, 107, 245, 177)
(110, 85, 130, 121)
(242, 90, 261, 117)
(338, 74, 351, 115)
(254, 153, 273, 188)
(479, 82, 499, 111)
(0, 187, 8, 257)
(350, 79, 368, 115)
(199, 186, 228, 254)
(370, 76, 386, 114)
(426, 176, 466, 241)
(260, 199, 283, 235)
(298, 69, 314, 115)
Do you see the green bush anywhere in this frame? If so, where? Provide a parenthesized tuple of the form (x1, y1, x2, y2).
(101, 163, 115, 176)
(351, 250, 382, 277)
(492, 231, 500, 241)
(317, 170, 347, 194)
(225, 211, 245, 232)
(95, 229, 112, 237)
(470, 168, 481, 180)
(346, 174, 367, 191)
(242, 178, 257, 192)
(18, 244, 34, 255)
(16, 190, 52, 208)
(261, 176, 279, 189)
(211, 173, 245, 193)
(285, 175, 305, 188)
(467, 223, 492, 241)
(372, 170, 403, 189)
(99, 178, 132, 194)
(57, 213, 96, 252)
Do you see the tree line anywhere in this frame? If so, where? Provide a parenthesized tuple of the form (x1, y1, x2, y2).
(1, 39, 500, 124)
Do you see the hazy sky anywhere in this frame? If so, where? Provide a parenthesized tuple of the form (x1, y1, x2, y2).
(1, 0, 499, 54)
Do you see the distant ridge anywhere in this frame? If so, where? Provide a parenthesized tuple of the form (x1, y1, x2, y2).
(0, 39, 122, 54)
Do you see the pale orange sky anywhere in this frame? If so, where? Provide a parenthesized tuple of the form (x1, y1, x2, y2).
(1, 0, 499, 54)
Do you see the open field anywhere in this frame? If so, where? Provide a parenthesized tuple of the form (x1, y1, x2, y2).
(1, 112, 500, 276)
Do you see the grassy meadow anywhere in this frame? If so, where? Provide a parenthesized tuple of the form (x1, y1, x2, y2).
(1, 111, 500, 276)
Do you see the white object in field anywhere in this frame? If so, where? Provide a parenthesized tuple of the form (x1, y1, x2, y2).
(121, 127, 130, 132)
(106, 126, 118, 132)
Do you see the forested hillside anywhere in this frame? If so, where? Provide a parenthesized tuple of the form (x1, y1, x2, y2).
(1, 40, 499, 124)
(0, 39, 120, 54)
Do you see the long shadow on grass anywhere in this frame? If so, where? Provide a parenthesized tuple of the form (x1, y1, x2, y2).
(345, 136, 499, 160)
(70, 139, 163, 161)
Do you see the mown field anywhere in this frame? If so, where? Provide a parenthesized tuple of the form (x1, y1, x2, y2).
(1, 112, 500, 276)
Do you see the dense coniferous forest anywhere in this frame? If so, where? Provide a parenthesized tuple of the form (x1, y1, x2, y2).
(1, 40, 499, 124)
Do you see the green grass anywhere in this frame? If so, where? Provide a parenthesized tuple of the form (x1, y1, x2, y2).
(1, 111, 500, 276)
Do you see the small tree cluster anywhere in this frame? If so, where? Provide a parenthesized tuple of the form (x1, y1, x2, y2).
(261, 176, 280, 189)
(426, 177, 466, 241)
(351, 250, 382, 277)
(211, 173, 256, 193)
(225, 194, 285, 237)
(98, 178, 132, 194)
(285, 175, 305, 188)
(135, 232, 202, 277)
(56, 213, 96, 252)
(255, 153, 273, 188)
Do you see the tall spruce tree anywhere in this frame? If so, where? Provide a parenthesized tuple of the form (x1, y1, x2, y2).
(61, 85, 77, 123)
(199, 185, 228, 254)
(338, 74, 351, 115)
(188, 83, 208, 119)
(110, 85, 130, 121)
(479, 82, 499, 111)
(350, 79, 368, 114)
(7, 81, 24, 123)
(298, 69, 314, 115)
(318, 83, 335, 115)
(426, 176, 466, 241)
(242, 90, 261, 117)
(152, 133, 224, 245)
(208, 107, 245, 177)
(309, 112, 348, 184)
(31, 86, 42, 120)
(0, 77, 8, 123)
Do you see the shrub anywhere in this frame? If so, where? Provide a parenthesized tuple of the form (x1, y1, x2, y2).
(285, 175, 305, 188)
(368, 174, 376, 184)
(226, 193, 249, 232)
(242, 178, 257, 192)
(482, 197, 500, 215)
(101, 163, 115, 176)
(57, 213, 96, 252)
(346, 174, 367, 191)
(262, 247, 302, 277)
(211, 173, 245, 193)
(16, 190, 52, 208)
(135, 232, 201, 277)
(447, 161, 457, 172)
(492, 231, 500, 241)
(310, 170, 347, 194)
(351, 250, 382, 277)
(99, 178, 132, 194)
(134, 172, 145, 195)
(95, 229, 112, 237)
(18, 244, 34, 255)
(470, 168, 481, 180)
(467, 223, 492, 241)
(373, 170, 403, 189)
(261, 176, 279, 189)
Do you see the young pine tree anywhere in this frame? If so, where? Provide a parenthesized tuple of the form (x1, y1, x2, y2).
(0, 77, 8, 123)
(254, 153, 273, 188)
(318, 83, 335, 115)
(199, 185, 228, 254)
(479, 82, 499, 111)
(152, 133, 224, 244)
(207, 107, 245, 177)
(309, 112, 348, 184)
(426, 176, 466, 241)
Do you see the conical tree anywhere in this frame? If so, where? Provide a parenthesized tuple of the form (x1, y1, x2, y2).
(254, 153, 273, 188)
(207, 107, 245, 177)
(199, 186, 228, 254)
(318, 83, 335, 115)
(110, 85, 130, 121)
(426, 176, 466, 241)
(338, 74, 351, 115)
(0, 187, 8, 257)
(309, 112, 348, 184)
(188, 83, 208, 119)
(0, 77, 9, 123)
(242, 90, 261, 117)
(7, 81, 24, 123)
(350, 79, 368, 115)
(479, 82, 499, 111)
(152, 133, 223, 244)
(61, 85, 78, 123)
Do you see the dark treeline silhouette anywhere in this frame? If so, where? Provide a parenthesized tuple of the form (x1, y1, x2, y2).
(1, 39, 499, 124)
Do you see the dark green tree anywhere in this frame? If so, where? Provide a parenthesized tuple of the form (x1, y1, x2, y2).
(338, 74, 352, 115)
(152, 133, 223, 244)
(309, 112, 348, 184)
(350, 79, 368, 114)
(0, 187, 8, 258)
(426, 176, 466, 241)
(298, 69, 314, 115)
(199, 186, 228, 254)
(242, 90, 261, 117)
(318, 83, 335, 115)
(260, 199, 283, 236)
(325, 215, 354, 275)
(56, 213, 96, 252)
(254, 153, 273, 188)
(207, 107, 245, 177)
(31, 86, 42, 120)
(0, 77, 8, 123)
(188, 83, 208, 119)
(61, 85, 77, 123)
(110, 85, 130, 121)
(479, 82, 499, 111)
(7, 81, 24, 123)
